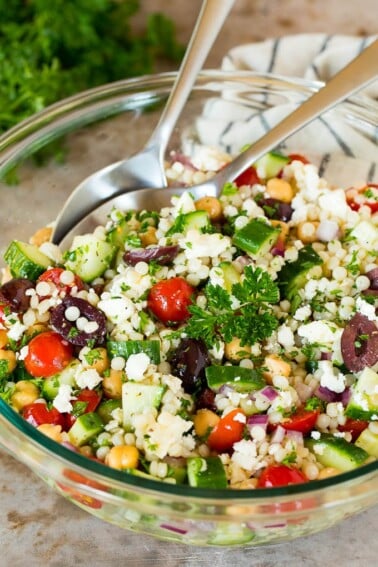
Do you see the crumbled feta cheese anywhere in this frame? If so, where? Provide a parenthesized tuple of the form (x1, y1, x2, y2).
(294, 305, 312, 321)
(178, 230, 231, 259)
(356, 296, 377, 322)
(6, 320, 26, 341)
(316, 360, 346, 393)
(172, 191, 196, 215)
(53, 384, 75, 413)
(298, 320, 341, 345)
(97, 295, 134, 323)
(277, 324, 295, 349)
(231, 439, 258, 471)
(143, 411, 194, 459)
(311, 431, 321, 440)
(125, 353, 150, 381)
(75, 368, 103, 390)
(318, 189, 350, 220)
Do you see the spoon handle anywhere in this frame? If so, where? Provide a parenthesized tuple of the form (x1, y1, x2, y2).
(217, 39, 378, 185)
(146, 0, 235, 158)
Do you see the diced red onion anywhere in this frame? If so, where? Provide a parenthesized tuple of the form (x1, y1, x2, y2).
(61, 441, 80, 453)
(247, 414, 269, 430)
(314, 385, 339, 403)
(365, 267, 378, 290)
(270, 425, 286, 443)
(285, 429, 304, 444)
(218, 384, 235, 396)
(169, 152, 197, 170)
(260, 386, 279, 401)
(341, 386, 352, 407)
(320, 351, 332, 360)
(160, 523, 188, 535)
(316, 220, 340, 242)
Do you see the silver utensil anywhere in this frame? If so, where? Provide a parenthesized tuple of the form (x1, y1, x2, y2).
(52, 0, 235, 244)
(59, 38, 378, 248)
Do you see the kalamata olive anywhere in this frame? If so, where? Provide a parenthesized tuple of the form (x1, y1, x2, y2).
(123, 245, 179, 266)
(341, 313, 378, 372)
(50, 296, 107, 347)
(169, 338, 210, 394)
(365, 268, 378, 290)
(0, 278, 34, 313)
(258, 198, 293, 222)
(196, 387, 216, 411)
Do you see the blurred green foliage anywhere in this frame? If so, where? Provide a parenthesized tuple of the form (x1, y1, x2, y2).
(0, 0, 184, 133)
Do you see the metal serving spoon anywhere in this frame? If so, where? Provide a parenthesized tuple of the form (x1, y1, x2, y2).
(52, 0, 235, 244)
(59, 38, 378, 248)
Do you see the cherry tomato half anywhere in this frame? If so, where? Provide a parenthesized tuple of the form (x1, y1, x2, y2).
(346, 184, 378, 214)
(23, 402, 66, 429)
(207, 408, 246, 453)
(57, 469, 105, 509)
(66, 389, 102, 428)
(233, 166, 260, 188)
(338, 418, 369, 441)
(257, 464, 308, 488)
(37, 267, 84, 297)
(24, 331, 73, 377)
(147, 277, 194, 325)
(288, 153, 310, 165)
(280, 409, 320, 435)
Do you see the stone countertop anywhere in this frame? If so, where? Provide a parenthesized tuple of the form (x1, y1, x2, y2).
(1, 1, 377, 565)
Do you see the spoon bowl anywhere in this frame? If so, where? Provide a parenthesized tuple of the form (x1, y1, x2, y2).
(52, 0, 235, 244)
(59, 39, 378, 248)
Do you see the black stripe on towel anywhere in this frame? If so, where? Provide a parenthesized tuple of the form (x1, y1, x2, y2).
(318, 117, 354, 157)
(267, 38, 280, 73)
(318, 153, 331, 178)
(367, 161, 376, 183)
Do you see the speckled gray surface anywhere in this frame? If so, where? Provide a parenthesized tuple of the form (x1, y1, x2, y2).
(1, 1, 377, 564)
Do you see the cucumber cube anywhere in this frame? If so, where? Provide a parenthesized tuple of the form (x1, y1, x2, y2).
(233, 218, 280, 257)
(187, 456, 227, 489)
(68, 412, 104, 446)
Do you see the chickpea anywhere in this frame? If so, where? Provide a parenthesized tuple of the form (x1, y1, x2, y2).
(139, 226, 158, 246)
(102, 369, 123, 399)
(224, 337, 251, 361)
(79, 445, 94, 458)
(0, 329, 9, 349)
(0, 349, 17, 375)
(263, 354, 291, 383)
(232, 478, 258, 489)
(193, 409, 220, 438)
(105, 445, 139, 470)
(37, 423, 63, 443)
(195, 196, 223, 222)
(11, 380, 40, 411)
(296, 221, 320, 243)
(266, 178, 294, 203)
(29, 226, 52, 246)
(83, 347, 109, 373)
(317, 467, 340, 480)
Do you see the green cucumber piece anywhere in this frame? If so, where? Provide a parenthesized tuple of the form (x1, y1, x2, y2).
(206, 365, 265, 393)
(97, 398, 122, 424)
(106, 217, 131, 248)
(278, 244, 323, 301)
(64, 234, 116, 282)
(218, 261, 241, 292)
(346, 367, 378, 421)
(166, 210, 210, 236)
(355, 428, 378, 458)
(68, 412, 104, 446)
(233, 218, 280, 257)
(4, 240, 51, 280)
(122, 382, 165, 428)
(208, 525, 254, 546)
(187, 456, 227, 489)
(254, 151, 290, 179)
(107, 340, 161, 364)
(305, 434, 369, 471)
(41, 360, 79, 401)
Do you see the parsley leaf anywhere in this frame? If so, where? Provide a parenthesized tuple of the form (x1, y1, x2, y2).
(185, 266, 279, 348)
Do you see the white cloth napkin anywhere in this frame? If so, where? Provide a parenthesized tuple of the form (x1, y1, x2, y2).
(187, 34, 378, 187)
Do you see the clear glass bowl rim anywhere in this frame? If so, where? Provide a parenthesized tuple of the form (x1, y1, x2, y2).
(0, 69, 377, 501)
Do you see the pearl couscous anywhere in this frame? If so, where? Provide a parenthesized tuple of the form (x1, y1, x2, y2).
(0, 148, 377, 490)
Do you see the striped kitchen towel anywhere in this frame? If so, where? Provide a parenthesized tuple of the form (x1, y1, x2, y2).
(186, 34, 378, 187)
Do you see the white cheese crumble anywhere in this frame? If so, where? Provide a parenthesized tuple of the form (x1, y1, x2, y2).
(298, 320, 341, 345)
(356, 296, 378, 322)
(97, 294, 135, 324)
(316, 360, 346, 393)
(178, 229, 231, 259)
(53, 384, 75, 413)
(75, 368, 103, 390)
(125, 353, 150, 381)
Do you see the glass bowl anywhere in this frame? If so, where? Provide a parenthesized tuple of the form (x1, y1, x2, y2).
(0, 71, 377, 547)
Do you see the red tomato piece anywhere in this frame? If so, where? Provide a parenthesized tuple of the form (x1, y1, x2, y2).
(257, 464, 308, 488)
(207, 408, 246, 453)
(57, 469, 105, 509)
(338, 418, 369, 441)
(38, 267, 84, 297)
(24, 331, 73, 377)
(233, 166, 260, 188)
(147, 277, 194, 325)
(66, 389, 102, 428)
(23, 402, 66, 429)
(288, 153, 310, 165)
(281, 409, 320, 435)
(346, 184, 378, 214)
